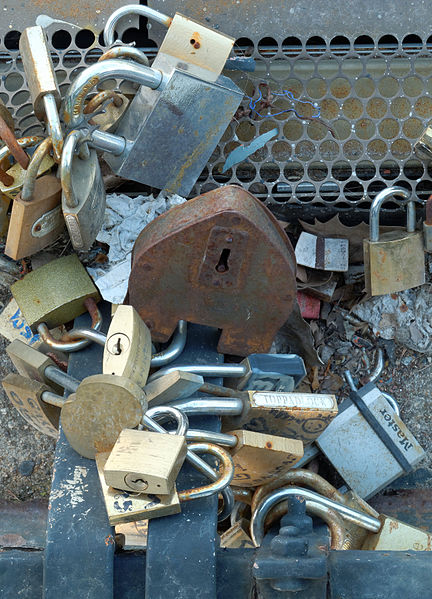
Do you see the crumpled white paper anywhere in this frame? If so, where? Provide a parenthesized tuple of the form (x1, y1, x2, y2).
(352, 285, 432, 353)
(87, 193, 186, 304)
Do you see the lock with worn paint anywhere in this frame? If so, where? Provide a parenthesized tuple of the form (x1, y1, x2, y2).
(316, 382, 425, 499)
(363, 186, 425, 295)
(63, 8, 242, 196)
(83, 90, 130, 133)
(19, 26, 63, 162)
(127, 186, 297, 356)
(103, 428, 187, 494)
(295, 231, 349, 272)
(5, 137, 65, 260)
(361, 514, 432, 551)
(96, 441, 233, 525)
(61, 129, 106, 251)
(11, 254, 100, 333)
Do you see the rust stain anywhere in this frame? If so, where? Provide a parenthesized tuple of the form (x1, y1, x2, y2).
(105, 534, 115, 546)
(265, 441, 273, 448)
(389, 520, 399, 533)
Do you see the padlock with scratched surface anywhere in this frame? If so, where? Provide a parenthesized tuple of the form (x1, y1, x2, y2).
(61, 129, 106, 251)
(127, 186, 297, 356)
(11, 254, 100, 334)
(96, 441, 233, 525)
(5, 137, 65, 260)
(363, 186, 425, 295)
(185, 427, 303, 487)
(19, 26, 63, 162)
(63, 8, 242, 196)
(103, 428, 187, 494)
(169, 390, 338, 443)
(316, 382, 424, 499)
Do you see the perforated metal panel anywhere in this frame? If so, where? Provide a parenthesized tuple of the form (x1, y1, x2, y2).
(0, 4, 431, 214)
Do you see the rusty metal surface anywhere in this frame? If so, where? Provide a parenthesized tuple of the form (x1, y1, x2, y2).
(0, 499, 47, 549)
(369, 489, 432, 531)
(0, 115, 29, 169)
(128, 185, 297, 356)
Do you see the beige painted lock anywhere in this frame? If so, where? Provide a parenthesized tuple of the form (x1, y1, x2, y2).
(363, 186, 425, 295)
(103, 428, 187, 495)
(361, 515, 432, 551)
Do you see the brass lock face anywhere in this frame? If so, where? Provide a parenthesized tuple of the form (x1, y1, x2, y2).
(6, 338, 63, 394)
(61, 374, 147, 459)
(2, 373, 59, 438)
(103, 428, 187, 494)
(0, 152, 54, 200)
(362, 514, 432, 551)
(11, 254, 100, 332)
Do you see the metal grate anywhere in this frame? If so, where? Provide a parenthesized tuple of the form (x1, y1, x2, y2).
(1, 22, 431, 213)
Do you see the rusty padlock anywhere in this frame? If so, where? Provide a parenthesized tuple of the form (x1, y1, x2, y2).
(127, 186, 297, 356)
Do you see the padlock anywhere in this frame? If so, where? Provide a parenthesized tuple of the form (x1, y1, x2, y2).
(103, 428, 187, 494)
(220, 519, 254, 549)
(363, 186, 425, 295)
(170, 390, 338, 443)
(361, 514, 432, 551)
(83, 91, 130, 133)
(96, 441, 234, 525)
(316, 382, 424, 499)
(63, 7, 242, 196)
(11, 254, 100, 333)
(19, 26, 63, 162)
(6, 338, 80, 395)
(5, 136, 65, 260)
(127, 186, 297, 356)
(143, 370, 204, 406)
(185, 427, 304, 487)
(60, 374, 147, 459)
(0, 136, 53, 200)
(423, 195, 432, 252)
(295, 232, 349, 272)
(61, 129, 106, 251)
(2, 373, 60, 438)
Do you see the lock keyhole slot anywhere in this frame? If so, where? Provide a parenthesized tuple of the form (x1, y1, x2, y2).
(215, 248, 231, 273)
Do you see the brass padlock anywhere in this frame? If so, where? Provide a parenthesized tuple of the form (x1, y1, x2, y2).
(11, 254, 100, 333)
(96, 442, 234, 525)
(5, 137, 65, 260)
(84, 90, 129, 133)
(363, 186, 425, 295)
(103, 428, 187, 494)
(143, 370, 204, 406)
(361, 514, 432, 551)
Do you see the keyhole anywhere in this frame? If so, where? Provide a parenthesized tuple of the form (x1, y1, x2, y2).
(215, 248, 231, 273)
(114, 337, 122, 355)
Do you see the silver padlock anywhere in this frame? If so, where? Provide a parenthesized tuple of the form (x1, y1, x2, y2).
(63, 8, 243, 196)
(61, 129, 106, 251)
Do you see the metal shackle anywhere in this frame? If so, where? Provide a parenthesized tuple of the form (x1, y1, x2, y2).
(60, 129, 85, 209)
(148, 362, 248, 382)
(369, 186, 414, 242)
(145, 405, 189, 437)
(169, 397, 244, 416)
(37, 298, 103, 352)
(104, 5, 172, 46)
(63, 59, 163, 130)
(21, 136, 53, 202)
(98, 46, 149, 66)
(178, 442, 234, 502)
(183, 429, 238, 448)
(83, 91, 125, 115)
(0, 135, 42, 167)
(250, 486, 381, 547)
(0, 114, 30, 170)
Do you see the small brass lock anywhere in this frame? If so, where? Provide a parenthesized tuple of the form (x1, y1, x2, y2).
(363, 186, 425, 296)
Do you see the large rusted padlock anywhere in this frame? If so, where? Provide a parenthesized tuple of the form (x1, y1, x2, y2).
(127, 186, 297, 356)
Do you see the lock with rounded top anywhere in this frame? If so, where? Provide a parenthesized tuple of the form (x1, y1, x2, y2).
(363, 186, 425, 295)
(5, 136, 65, 260)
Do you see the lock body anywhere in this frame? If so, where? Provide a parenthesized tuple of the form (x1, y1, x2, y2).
(295, 232, 349, 272)
(104, 428, 187, 494)
(316, 383, 425, 499)
(103, 60, 243, 196)
(222, 391, 338, 442)
(228, 429, 303, 487)
(0, 153, 54, 200)
(128, 186, 297, 356)
(362, 514, 432, 551)
(6, 339, 63, 394)
(364, 231, 425, 295)
(220, 519, 254, 548)
(144, 370, 204, 406)
(11, 254, 100, 331)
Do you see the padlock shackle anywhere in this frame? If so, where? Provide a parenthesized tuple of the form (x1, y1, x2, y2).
(83, 90, 124, 115)
(44, 365, 80, 393)
(63, 59, 163, 129)
(151, 320, 187, 367)
(370, 186, 414, 242)
(185, 429, 238, 448)
(43, 94, 63, 163)
(178, 442, 234, 502)
(148, 362, 247, 382)
(60, 129, 85, 209)
(145, 405, 189, 437)
(169, 397, 244, 415)
(250, 486, 381, 547)
(103, 5, 172, 46)
(98, 46, 149, 67)
(21, 136, 53, 202)
(0, 135, 42, 166)
(0, 114, 30, 170)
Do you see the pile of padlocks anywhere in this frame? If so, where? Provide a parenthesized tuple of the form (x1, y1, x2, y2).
(0, 4, 431, 557)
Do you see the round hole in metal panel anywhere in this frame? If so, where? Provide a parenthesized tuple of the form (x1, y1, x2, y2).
(22, 124, 44, 137)
(353, 35, 374, 55)
(284, 161, 304, 182)
(341, 57, 362, 77)
(201, 183, 218, 194)
(378, 76, 400, 98)
(306, 78, 327, 99)
(295, 182, 315, 202)
(378, 118, 400, 140)
(260, 162, 280, 182)
(269, 58, 291, 81)
(271, 182, 292, 202)
(344, 180, 364, 202)
(283, 119, 303, 141)
(75, 29, 95, 49)
(415, 57, 432, 76)
(343, 140, 363, 160)
(403, 160, 424, 180)
(282, 36, 302, 57)
(258, 37, 278, 58)
(305, 36, 326, 57)
(51, 29, 72, 50)
(414, 96, 432, 118)
(415, 180, 432, 200)
(330, 35, 350, 56)
(367, 139, 388, 160)
(379, 160, 400, 180)
(367, 180, 387, 199)
(402, 34, 423, 54)
(366, 58, 386, 78)
(378, 34, 399, 55)
(295, 140, 315, 161)
(70, 66, 86, 82)
(332, 118, 351, 140)
(320, 182, 340, 202)
(62, 49, 82, 69)
(332, 161, 352, 181)
(4, 31, 20, 51)
(4, 72, 23, 92)
(11, 90, 29, 106)
(307, 120, 328, 141)
(248, 182, 268, 201)
(308, 161, 328, 181)
(356, 160, 376, 181)
(15, 103, 33, 118)
(272, 141, 291, 162)
(390, 58, 410, 77)
(390, 97, 411, 119)
(390, 138, 411, 160)
(354, 77, 375, 98)
(223, 141, 241, 158)
(317, 59, 339, 78)
(0, 56, 12, 73)
(403, 76, 424, 97)
(402, 117, 423, 139)
(330, 77, 351, 99)
(122, 27, 153, 47)
(342, 98, 363, 119)
(85, 48, 103, 64)
(355, 118, 376, 140)
(320, 98, 339, 120)
(320, 140, 340, 161)
(393, 180, 412, 194)
(234, 38, 254, 56)
(236, 164, 256, 182)
(236, 121, 256, 142)
(366, 97, 387, 119)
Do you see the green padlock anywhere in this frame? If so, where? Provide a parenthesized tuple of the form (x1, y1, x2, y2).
(11, 254, 100, 333)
